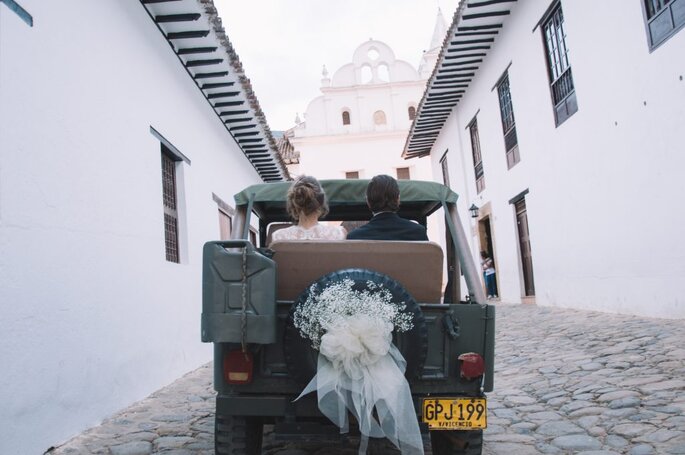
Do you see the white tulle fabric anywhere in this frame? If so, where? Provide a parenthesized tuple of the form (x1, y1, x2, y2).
(296, 315, 424, 454)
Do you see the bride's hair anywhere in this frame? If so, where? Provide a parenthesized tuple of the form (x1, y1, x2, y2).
(287, 175, 329, 222)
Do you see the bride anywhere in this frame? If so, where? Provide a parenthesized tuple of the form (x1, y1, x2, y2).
(272, 175, 346, 241)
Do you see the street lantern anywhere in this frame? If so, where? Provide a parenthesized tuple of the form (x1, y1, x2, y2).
(469, 204, 479, 218)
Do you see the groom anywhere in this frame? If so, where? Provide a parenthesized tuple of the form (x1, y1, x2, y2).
(346, 174, 428, 241)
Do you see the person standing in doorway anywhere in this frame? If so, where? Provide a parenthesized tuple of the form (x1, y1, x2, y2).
(481, 251, 498, 299)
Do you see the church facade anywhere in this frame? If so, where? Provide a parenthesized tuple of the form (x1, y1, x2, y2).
(289, 11, 447, 182)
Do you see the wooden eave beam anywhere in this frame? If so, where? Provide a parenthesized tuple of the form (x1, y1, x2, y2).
(178, 47, 218, 55)
(155, 13, 200, 23)
(166, 30, 209, 39)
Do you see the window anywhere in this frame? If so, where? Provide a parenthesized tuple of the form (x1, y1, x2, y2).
(373, 110, 387, 125)
(496, 73, 520, 168)
(643, 0, 685, 49)
(342, 110, 351, 125)
(218, 210, 232, 240)
(396, 167, 410, 180)
(213, 193, 235, 241)
(345, 171, 359, 179)
(152, 127, 189, 263)
(161, 148, 180, 263)
(408, 106, 416, 120)
(440, 151, 450, 188)
(542, 2, 578, 126)
(468, 118, 485, 193)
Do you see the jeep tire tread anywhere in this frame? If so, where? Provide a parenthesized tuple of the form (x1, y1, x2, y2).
(215, 414, 263, 455)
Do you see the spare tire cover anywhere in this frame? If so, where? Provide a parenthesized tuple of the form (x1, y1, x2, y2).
(284, 268, 428, 385)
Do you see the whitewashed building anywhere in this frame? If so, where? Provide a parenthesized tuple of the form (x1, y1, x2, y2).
(290, 13, 447, 181)
(0, 0, 288, 452)
(404, 0, 685, 318)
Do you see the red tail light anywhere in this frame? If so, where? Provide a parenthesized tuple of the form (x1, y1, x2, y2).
(458, 352, 485, 380)
(224, 350, 254, 384)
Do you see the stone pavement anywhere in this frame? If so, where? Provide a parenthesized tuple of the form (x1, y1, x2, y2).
(47, 303, 685, 455)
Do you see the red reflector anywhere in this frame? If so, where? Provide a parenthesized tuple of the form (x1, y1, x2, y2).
(458, 352, 485, 380)
(224, 350, 253, 384)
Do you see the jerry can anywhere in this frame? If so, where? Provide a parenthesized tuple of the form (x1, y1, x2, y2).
(201, 240, 276, 344)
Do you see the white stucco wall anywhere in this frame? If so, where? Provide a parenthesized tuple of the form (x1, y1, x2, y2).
(430, 1, 685, 318)
(0, 1, 266, 452)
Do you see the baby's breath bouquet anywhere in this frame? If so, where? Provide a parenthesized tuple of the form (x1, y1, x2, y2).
(293, 278, 424, 454)
(293, 278, 414, 350)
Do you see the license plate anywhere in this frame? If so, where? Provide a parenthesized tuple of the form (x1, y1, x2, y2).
(422, 397, 487, 430)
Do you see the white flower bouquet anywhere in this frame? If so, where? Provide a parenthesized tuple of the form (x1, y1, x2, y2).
(293, 277, 424, 454)
(292, 278, 414, 350)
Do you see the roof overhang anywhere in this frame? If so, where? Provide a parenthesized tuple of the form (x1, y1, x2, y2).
(139, 0, 289, 182)
(402, 0, 518, 159)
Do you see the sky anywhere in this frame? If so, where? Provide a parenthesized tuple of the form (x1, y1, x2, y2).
(214, 0, 460, 131)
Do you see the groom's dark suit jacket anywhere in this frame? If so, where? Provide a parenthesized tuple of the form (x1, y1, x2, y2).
(346, 212, 428, 241)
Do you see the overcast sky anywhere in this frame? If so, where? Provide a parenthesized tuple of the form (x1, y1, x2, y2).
(214, 0, 460, 131)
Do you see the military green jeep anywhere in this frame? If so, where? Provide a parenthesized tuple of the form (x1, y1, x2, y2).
(202, 179, 495, 454)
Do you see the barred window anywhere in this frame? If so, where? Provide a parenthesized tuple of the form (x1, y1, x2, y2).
(161, 148, 179, 263)
(408, 106, 416, 120)
(542, 2, 578, 126)
(496, 73, 520, 169)
(468, 118, 485, 193)
(643, 0, 685, 49)
(342, 110, 351, 125)
(345, 171, 359, 179)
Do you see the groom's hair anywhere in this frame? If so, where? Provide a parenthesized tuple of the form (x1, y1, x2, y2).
(366, 175, 400, 213)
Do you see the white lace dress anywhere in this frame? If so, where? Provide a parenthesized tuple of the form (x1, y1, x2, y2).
(272, 224, 346, 241)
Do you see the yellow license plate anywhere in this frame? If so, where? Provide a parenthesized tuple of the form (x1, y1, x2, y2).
(422, 397, 487, 430)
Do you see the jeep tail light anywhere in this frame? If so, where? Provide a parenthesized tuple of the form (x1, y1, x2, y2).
(224, 350, 253, 384)
(458, 352, 485, 380)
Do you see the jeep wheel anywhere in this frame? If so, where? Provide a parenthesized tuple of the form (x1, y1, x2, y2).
(284, 268, 428, 385)
(430, 430, 483, 455)
(215, 414, 263, 455)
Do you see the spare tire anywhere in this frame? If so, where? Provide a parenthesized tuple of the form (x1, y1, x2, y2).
(283, 268, 428, 385)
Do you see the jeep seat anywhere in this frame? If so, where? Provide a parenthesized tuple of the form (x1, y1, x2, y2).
(270, 240, 444, 303)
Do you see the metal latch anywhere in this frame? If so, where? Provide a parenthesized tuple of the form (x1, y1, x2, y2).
(443, 310, 460, 339)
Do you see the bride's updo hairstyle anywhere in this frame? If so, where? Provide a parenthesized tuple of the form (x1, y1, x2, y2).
(286, 175, 329, 222)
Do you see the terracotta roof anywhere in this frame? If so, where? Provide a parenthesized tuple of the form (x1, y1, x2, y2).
(140, 0, 289, 181)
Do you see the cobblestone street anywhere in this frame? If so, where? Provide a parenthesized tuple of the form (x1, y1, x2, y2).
(48, 303, 685, 455)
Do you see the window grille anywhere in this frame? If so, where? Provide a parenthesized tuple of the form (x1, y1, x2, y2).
(345, 171, 359, 179)
(469, 119, 485, 193)
(542, 3, 578, 126)
(342, 111, 351, 125)
(161, 150, 179, 263)
(496, 73, 520, 169)
(408, 106, 416, 120)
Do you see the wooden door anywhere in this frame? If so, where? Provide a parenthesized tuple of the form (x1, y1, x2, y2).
(515, 199, 535, 296)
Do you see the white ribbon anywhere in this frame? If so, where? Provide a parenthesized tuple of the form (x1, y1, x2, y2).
(296, 315, 424, 455)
